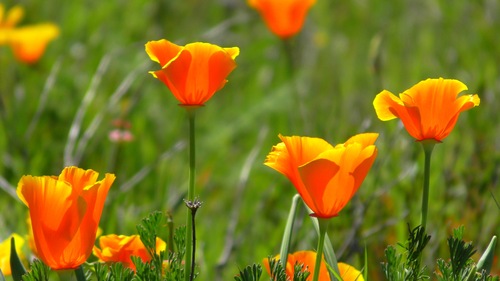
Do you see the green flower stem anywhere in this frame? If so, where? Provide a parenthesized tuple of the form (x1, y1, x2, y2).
(183, 106, 198, 281)
(420, 140, 436, 230)
(75, 266, 86, 281)
(313, 218, 330, 281)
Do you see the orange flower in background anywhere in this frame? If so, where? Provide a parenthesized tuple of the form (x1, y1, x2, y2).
(248, 0, 316, 39)
(265, 133, 378, 218)
(0, 234, 25, 276)
(17, 166, 115, 270)
(0, 4, 59, 64)
(263, 251, 364, 281)
(373, 78, 480, 142)
(93, 234, 166, 271)
(145, 39, 239, 105)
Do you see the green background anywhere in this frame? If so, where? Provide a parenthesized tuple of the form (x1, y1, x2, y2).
(1, 0, 499, 279)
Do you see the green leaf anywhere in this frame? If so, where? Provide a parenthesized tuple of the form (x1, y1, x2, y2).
(0, 268, 6, 281)
(234, 264, 262, 281)
(477, 236, 497, 275)
(10, 237, 27, 281)
(21, 259, 50, 281)
(280, 194, 301, 269)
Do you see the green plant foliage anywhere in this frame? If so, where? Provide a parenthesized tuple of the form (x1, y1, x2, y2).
(10, 237, 27, 281)
(381, 225, 430, 281)
(93, 262, 135, 281)
(21, 259, 50, 281)
(234, 264, 262, 281)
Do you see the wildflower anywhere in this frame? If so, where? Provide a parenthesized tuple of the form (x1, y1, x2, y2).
(17, 166, 115, 270)
(248, 0, 316, 39)
(338, 262, 364, 281)
(93, 234, 166, 271)
(0, 234, 25, 276)
(109, 119, 134, 143)
(265, 133, 378, 218)
(0, 4, 59, 64)
(373, 78, 480, 142)
(145, 39, 239, 106)
(263, 251, 363, 281)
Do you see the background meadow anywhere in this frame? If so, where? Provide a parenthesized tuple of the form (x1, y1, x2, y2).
(1, 0, 499, 280)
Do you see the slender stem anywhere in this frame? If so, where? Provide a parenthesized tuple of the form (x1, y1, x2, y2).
(75, 266, 86, 281)
(420, 140, 436, 230)
(189, 204, 197, 281)
(313, 218, 330, 281)
(184, 107, 197, 281)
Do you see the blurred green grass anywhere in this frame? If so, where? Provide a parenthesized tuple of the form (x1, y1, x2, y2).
(1, 0, 499, 280)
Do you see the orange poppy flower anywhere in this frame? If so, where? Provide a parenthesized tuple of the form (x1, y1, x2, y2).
(263, 251, 364, 281)
(145, 39, 239, 106)
(17, 166, 115, 270)
(265, 133, 378, 218)
(373, 78, 480, 142)
(0, 234, 25, 276)
(0, 4, 59, 64)
(248, 0, 316, 39)
(93, 234, 166, 271)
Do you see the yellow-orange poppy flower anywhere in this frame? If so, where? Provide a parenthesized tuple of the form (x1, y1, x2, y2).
(263, 251, 363, 281)
(338, 262, 364, 281)
(373, 78, 480, 142)
(17, 166, 115, 270)
(8, 24, 59, 64)
(265, 133, 378, 218)
(0, 4, 59, 64)
(0, 234, 25, 276)
(145, 39, 239, 106)
(93, 234, 166, 271)
(248, 0, 316, 39)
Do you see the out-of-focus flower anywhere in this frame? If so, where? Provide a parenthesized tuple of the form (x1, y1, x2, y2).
(265, 133, 378, 218)
(93, 234, 166, 271)
(145, 39, 239, 106)
(0, 4, 59, 64)
(17, 166, 115, 270)
(248, 0, 316, 39)
(0, 234, 25, 276)
(373, 78, 480, 142)
(109, 119, 134, 143)
(338, 262, 364, 281)
(263, 251, 363, 281)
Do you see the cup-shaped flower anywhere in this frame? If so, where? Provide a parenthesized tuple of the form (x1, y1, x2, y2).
(248, 0, 316, 39)
(0, 234, 25, 276)
(0, 4, 59, 64)
(263, 251, 363, 281)
(8, 24, 59, 64)
(373, 78, 480, 142)
(93, 234, 166, 271)
(17, 166, 115, 270)
(265, 133, 378, 218)
(145, 39, 239, 106)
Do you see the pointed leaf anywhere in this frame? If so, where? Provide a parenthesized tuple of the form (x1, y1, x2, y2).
(477, 236, 497, 275)
(10, 237, 26, 281)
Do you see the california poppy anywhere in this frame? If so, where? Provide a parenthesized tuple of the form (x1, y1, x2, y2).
(0, 234, 25, 276)
(263, 251, 364, 281)
(0, 4, 59, 64)
(17, 166, 115, 270)
(265, 133, 378, 218)
(248, 0, 316, 39)
(93, 234, 166, 271)
(145, 40, 239, 105)
(373, 78, 480, 142)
